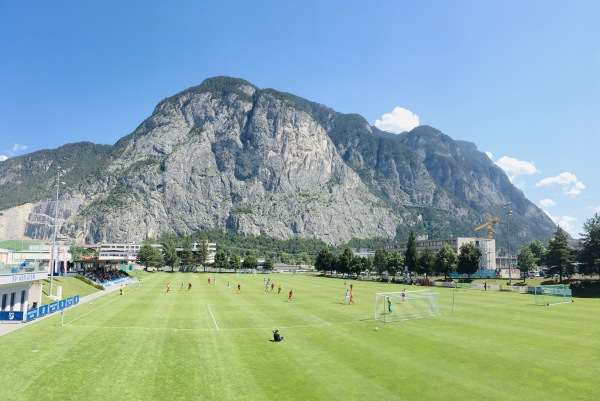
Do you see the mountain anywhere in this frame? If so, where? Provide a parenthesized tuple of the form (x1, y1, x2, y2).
(0, 76, 557, 252)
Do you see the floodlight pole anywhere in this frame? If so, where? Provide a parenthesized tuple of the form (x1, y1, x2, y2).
(507, 209, 512, 285)
(502, 203, 513, 286)
(49, 169, 61, 298)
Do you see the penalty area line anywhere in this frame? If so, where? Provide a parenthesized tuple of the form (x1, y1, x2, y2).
(207, 304, 220, 331)
(63, 294, 122, 326)
(311, 315, 331, 326)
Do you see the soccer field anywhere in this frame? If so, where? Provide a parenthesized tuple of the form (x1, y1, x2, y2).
(1, 273, 598, 401)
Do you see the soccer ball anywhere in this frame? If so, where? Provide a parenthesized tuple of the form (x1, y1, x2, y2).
(374, 327, 379, 331)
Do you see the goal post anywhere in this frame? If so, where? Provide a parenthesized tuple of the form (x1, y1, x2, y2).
(534, 284, 572, 306)
(374, 289, 440, 323)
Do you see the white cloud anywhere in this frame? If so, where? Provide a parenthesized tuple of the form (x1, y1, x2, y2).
(12, 143, 27, 152)
(485, 151, 493, 160)
(512, 179, 526, 190)
(536, 172, 585, 197)
(1, 143, 28, 160)
(495, 156, 539, 182)
(543, 210, 579, 237)
(375, 107, 420, 134)
(538, 199, 556, 208)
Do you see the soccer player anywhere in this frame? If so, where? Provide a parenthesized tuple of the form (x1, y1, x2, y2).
(188, 282, 192, 290)
(227, 282, 231, 291)
(181, 282, 184, 290)
(166, 283, 171, 293)
(271, 282, 275, 292)
(342, 289, 350, 304)
(401, 289, 406, 303)
(119, 284, 124, 295)
(208, 277, 211, 285)
(349, 291, 354, 304)
(388, 297, 392, 314)
(273, 329, 283, 342)
(237, 283, 241, 292)
(288, 289, 293, 302)
(277, 284, 282, 294)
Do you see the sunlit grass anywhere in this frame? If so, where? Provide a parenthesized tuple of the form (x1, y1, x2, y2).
(1, 273, 598, 401)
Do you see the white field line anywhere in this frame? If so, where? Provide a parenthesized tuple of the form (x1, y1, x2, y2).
(311, 315, 332, 325)
(207, 304, 220, 331)
(64, 294, 122, 326)
(64, 319, 368, 333)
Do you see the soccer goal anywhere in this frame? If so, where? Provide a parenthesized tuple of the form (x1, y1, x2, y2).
(374, 289, 440, 323)
(534, 284, 572, 306)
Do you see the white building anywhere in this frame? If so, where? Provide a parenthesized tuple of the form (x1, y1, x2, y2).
(95, 241, 217, 265)
(98, 242, 155, 263)
(352, 248, 375, 258)
(0, 244, 71, 268)
(378, 236, 496, 270)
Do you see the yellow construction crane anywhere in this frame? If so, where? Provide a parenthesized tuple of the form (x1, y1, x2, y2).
(475, 215, 501, 239)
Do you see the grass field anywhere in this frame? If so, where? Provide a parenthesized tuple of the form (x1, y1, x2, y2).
(38, 275, 102, 305)
(1, 273, 598, 401)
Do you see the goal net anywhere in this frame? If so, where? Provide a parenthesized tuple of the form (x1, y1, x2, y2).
(534, 284, 572, 306)
(374, 289, 440, 323)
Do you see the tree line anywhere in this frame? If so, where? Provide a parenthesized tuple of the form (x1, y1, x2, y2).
(135, 214, 600, 283)
(316, 213, 600, 284)
(314, 231, 483, 280)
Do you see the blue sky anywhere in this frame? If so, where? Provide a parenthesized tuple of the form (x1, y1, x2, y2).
(1, 0, 598, 239)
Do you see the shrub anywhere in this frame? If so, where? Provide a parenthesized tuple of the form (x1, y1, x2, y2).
(74, 274, 105, 290)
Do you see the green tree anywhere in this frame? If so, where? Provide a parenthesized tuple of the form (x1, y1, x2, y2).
(136, 243, 164, 270)
(180, 235, 195, 268)
(528, 240, 547, 266)
(336, 247, 354, 276)
(196, 231, 210, 268)
(263, 258, 274, 271)
(435, 243, 457, 280)
(405, 231, 418, 274)
(545, 226, 572, 283)
(374, 248, 389, 276)
(349, 256, 365, 276)
(242, 254, 259, 270)
(213, 249, 228, 271)
(578, 213, 600, 277)
(315, 246, 334, 272)
(162, 241, 180, 272)
(417, 249, 434, 278)
(364, 255, 374, 275)
(517, 245, 537, 281)
(70, 245, 93, 261)
(457, 242, 482, 278)
(229, 253, 241, 272)
(279, 252, 293, 265)
(387, 251, 404, 280)
(297, 252, 312, 266)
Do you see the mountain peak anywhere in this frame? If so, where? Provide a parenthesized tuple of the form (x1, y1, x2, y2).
(0, 77, 557, 250)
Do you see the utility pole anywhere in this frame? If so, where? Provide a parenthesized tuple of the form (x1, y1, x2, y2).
(503, 203, 512, 285)
(49, 169, 62, 298)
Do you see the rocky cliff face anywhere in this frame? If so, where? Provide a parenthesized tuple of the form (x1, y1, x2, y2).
(0, 77, 557, 247)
